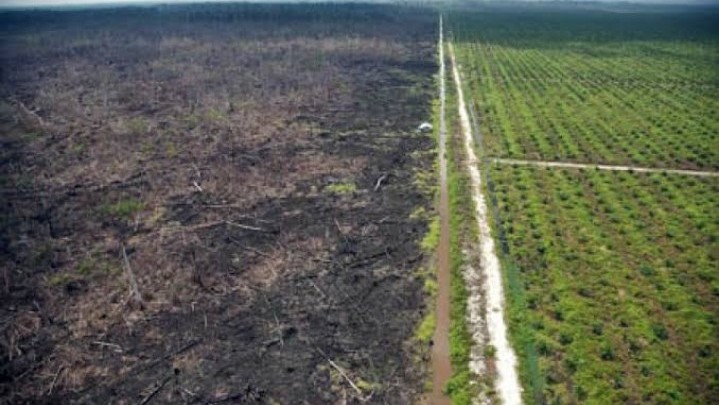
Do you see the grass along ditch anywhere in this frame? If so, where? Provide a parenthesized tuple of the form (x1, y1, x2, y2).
(444, 50, 480, 405)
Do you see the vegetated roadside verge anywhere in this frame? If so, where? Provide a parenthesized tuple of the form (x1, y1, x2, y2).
(441, 46, 497, 404)
(475, 104, 544, 405)
(414, 94, 441, 398)
(452, 43, 543, 404)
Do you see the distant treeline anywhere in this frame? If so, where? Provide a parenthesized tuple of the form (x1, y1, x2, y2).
(450, 4, 719, 44)
(0, 2, 428, 32)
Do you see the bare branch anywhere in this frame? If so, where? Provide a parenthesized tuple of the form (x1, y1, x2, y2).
(374, 174, 388, 191)
(327, 358, 362, 396)
(121, 244, 144, 309)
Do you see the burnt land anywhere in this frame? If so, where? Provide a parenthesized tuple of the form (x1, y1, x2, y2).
(0, 4, 437, 403)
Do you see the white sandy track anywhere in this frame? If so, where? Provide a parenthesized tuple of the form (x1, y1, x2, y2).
(490, 158, 719, 177)
(448, 42, 523, 404)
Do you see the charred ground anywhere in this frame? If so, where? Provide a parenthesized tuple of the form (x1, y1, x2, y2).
(0, 4, 436, 403)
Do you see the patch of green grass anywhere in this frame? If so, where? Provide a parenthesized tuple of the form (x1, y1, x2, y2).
(76, 257, 95, 275)
(204, 108, 228, 124)
(103, 198, 145, 218)
(415, 269, 439, 344)
(415, 310, 437, 345)
(165, 141, 178, 157)
(445, 154, 475, 405)
(75, 256, 118, 276)
(126, 117, 147, 134)
(424, 276, 438, 297)
(355, 378, 381, 394)
(484, 344, 497, 359)
(140, 140, 154, 154)
(29, 242, 53, 267)
(420, 217, 440, 252)
(48, 255, 120, 287)
(48, 272, 75, 286)
(409, 206, 427, 220)
(23, 131, 43, 142)
(325, 182, 357, 195)
(71, 142, 86, 154)
(184, 113, 200, 129)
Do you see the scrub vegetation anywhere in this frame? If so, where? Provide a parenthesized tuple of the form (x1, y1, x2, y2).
(450, 6, 719, 169)
(449, 4, 719, 404)
(488, 165, 718, 404)
(443, 55, 490, 404)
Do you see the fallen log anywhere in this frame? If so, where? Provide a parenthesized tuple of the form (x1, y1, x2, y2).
(121, 244, 144, 309)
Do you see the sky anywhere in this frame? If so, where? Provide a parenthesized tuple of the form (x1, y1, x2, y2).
(0, 0, 243, 7)
(1, 0, 716, 7)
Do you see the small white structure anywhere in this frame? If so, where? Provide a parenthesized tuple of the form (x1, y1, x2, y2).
(418, 122, 433, 133)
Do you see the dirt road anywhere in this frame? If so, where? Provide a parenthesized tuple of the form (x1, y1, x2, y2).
(490, 158, 719, 177)
(449, 42, 523, 405)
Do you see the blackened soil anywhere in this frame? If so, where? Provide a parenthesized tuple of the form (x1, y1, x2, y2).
(0, 4, 437, 404)
(70, 133, 431, 404)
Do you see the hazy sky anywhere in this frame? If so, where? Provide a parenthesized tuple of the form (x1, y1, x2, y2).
(1, 0, 717, 7)
(0, 0, 241, 6)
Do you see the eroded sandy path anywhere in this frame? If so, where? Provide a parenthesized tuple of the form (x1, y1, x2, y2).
(490, 158, 719, 177)
(449, 41, 523, 405)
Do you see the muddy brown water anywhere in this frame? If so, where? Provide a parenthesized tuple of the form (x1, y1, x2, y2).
(430, 15, 452, 405)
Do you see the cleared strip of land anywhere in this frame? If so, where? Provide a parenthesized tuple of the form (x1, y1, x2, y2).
(490, 158, 719, 177)
(449, 41, 523, 405)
